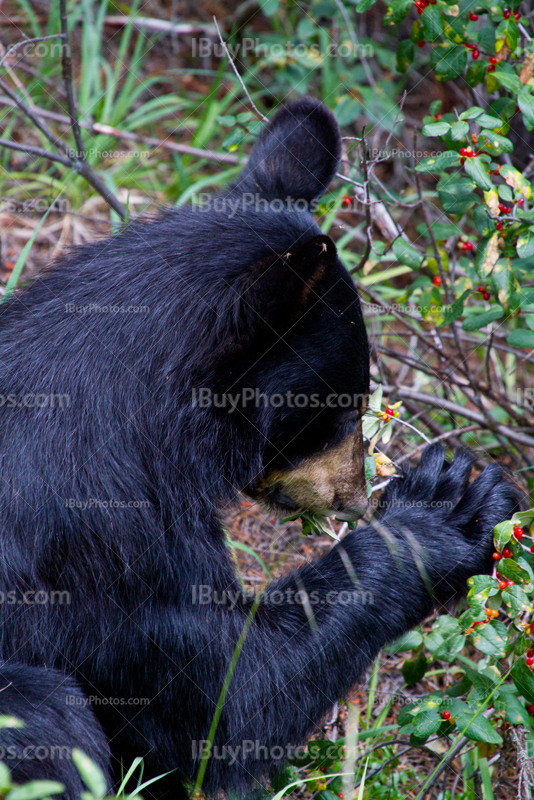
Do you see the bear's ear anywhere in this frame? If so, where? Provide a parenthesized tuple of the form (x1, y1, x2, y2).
(236, 98, 341, 203)
(228, 234, 339, 348)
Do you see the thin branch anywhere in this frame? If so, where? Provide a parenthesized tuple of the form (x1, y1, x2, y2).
(58, 0, 86, 163)
(0, 96, 241, 165)
(0, 138, 71, 166)
(0, 34, 64, 71)
(374, 382, 534, 448)
(212, 16, 268, 123)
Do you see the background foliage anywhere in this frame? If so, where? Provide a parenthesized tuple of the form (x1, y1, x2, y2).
(2, 0, 534, 796)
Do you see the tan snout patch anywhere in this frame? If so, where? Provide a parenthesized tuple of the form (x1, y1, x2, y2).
(255, 421, 368, 520)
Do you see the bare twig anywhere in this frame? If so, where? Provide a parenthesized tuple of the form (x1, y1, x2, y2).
(212, 17, 268, 123)
(58, 0, 86, 164)
(0, 34, 64, 71)
(0, 96, 242, 165)
(0, 138, 71, 166)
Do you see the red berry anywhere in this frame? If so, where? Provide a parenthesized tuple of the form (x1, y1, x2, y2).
(343, 195, 352, 207)
(493, 552, 502, 560)
(503, 548, 512, 558)
(434, 113, 442, 119)
(442, 710, 451, 720)
(432, 276, 442, 286)
(503, 8, 511, 18)
(518, 197, 525, 206)
(496, 221, 503, 230)
(462, 241, 474, 251)
(472, 49, 480, 59)
(459, 147, 468, 156)
(514, 526, 524, 539)
(516, 106, 521, 113)
(478, 285, 485, 293)
(489, 57, 498, 65)
(515, 11, 521, 20)
(499, 581, 507, 590)
(469, 11, 479, 20)
(506, 580, 514, 587)
(339, 795, 344, 799)
(499, 203, 505, 212)
(528, 658, 534, 666)
(418, 40, 426, 47)
(528, 649, 534, 657)
(506, 207, 512, 213)
(529, 705, 534, 714)
(385, 407, 394, 416)
(517, 308, 522, 315)
(487, 65, 496, 72)
(483, 291, 491, 301)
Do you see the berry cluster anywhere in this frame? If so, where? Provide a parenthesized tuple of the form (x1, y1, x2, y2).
(413, 0, 436, 14)
(381, 406, 400, 422)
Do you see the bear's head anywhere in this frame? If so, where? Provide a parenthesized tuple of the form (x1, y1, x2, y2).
(184, 98, 370, 519)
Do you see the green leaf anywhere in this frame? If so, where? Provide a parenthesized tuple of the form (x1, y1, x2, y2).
(464, 157, 493, 190)
(467, 573, 500, 606)
(495, 685, 532, 727)
(451, 120, 469, 140)
(475, 232, 500, 277)
(383, 0, 412, 25)
(518, 92, 534, 126)
(421, 4, 444, 42)
(430, 44, 467, 81)
(462, 307, 504, 331)
(472, 620, 508, 658)
(500, 165, 532, 199)
(392, 238, 423, 268)
(498, 558, 530, 585)
(466, 60, 488, 88)
(396, 40, 414, 74)
(447, 699, 503, 745)
(512, 658, 534, 705)
(402, 650, 428, 686)
(426, 616, 464, 662)
(308, 740, 344, 767)
(412, 707, 442, 736)
(494, 69, 522, 94)
(355, 0, 378, 10)
(495, 16, 519, 51)
(517, 229, 534, 259)
(460, 107, 484, 120)
(260, 0, 279, 14)
(494, 520, 514, 551)
(507, 329, 534, 348)
(422, 121, 451, 137)
(439, 288, 471, 327)
(479, 130, 514, 154)
(6, 783, 65, 800)
(502, 583, 532, 615)
(334, 97, 362, 126)
(384, 630, 423, 653)
(415, 150, 461, 173)
(477, 114, 505, 129)
(72, 749, 107, 798)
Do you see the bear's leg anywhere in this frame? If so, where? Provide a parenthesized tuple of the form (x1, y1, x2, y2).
(0, 664, 111, 800)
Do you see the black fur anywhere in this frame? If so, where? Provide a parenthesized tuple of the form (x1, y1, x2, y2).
(0, 97, 520, 798)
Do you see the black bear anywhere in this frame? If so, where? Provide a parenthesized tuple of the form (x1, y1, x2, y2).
(0, 97, 520, 799)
